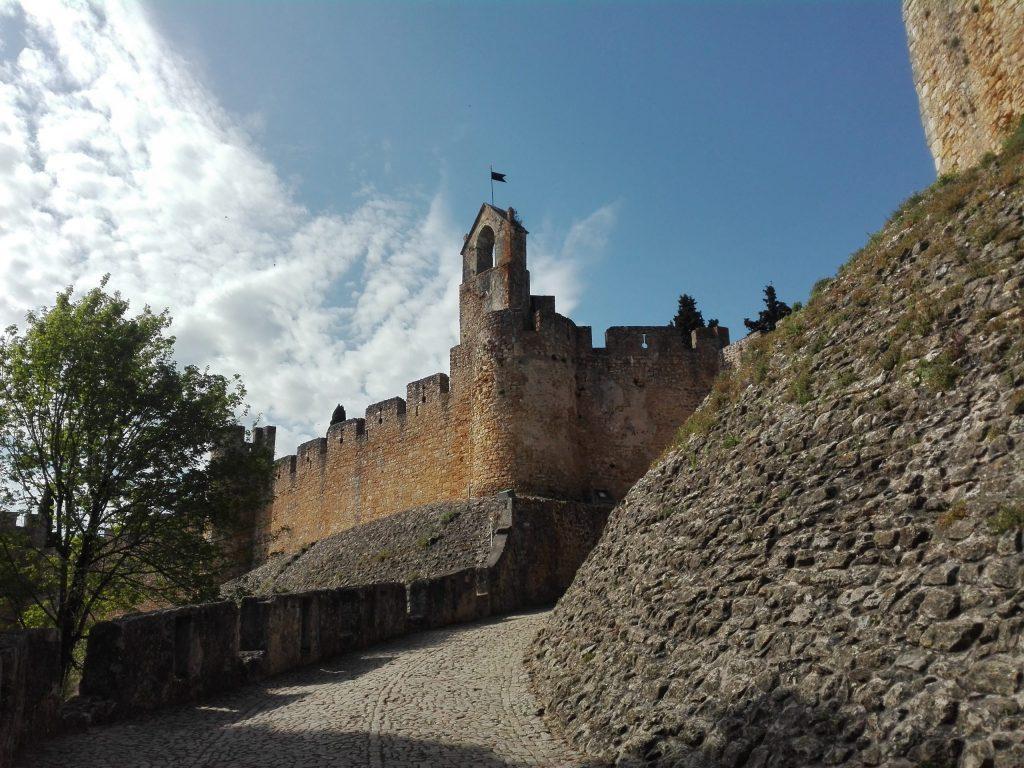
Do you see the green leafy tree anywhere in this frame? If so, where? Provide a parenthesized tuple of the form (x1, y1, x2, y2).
(744, 284, 792, 334)
(0, 280, 271, 681)
(672, 293, 706, 337)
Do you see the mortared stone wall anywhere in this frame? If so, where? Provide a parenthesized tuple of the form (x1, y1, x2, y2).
(904, 0, 1024, 174)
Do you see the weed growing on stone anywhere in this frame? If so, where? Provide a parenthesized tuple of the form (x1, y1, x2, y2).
(988, 503, 1024, 534)
(969, 256, 1000, 279)
(977, 223, 1003, 246)
(808, 332, 829, 355)
(890, 191, 926, 224)
(788, 360, 815, 404)
(778, 314, 807, 353)
(810, 277, 833, 298)
(439, 509, 459, 525)
(937, 501, 968, 530)
(1001, 115, 1024, 157)
(916, 353, 961, 392)
(674, 370, 740, 443)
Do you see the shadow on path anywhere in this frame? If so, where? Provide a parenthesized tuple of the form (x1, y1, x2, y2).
(17, 610, 582, 768)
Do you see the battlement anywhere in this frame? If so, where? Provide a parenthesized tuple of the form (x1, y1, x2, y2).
(531, 295, 556, 316)
(528, 307, 729, 363)
(0, 510, 47, 548)
(598, 324, 728, 355)
(273, 371, 462, 487)
(220, 425, 277, 457)
(407, 373, 450, 405)
(365, 396, 407, 426)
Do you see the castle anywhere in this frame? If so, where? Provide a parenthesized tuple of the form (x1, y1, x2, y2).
(5, 6, 1024, 767)
(904, 0, 1024, 174)
(244, 203, 729, 561)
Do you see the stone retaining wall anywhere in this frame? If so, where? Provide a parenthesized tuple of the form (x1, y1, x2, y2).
(527, 144, 1024, 767)
(223, 494, 610, 602)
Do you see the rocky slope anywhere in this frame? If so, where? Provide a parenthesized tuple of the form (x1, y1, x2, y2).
(222, 497, 502, 597)
(529, 140, 1024, 767)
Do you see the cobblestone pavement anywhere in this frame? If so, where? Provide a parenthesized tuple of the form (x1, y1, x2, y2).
(19, 611, 585, 768)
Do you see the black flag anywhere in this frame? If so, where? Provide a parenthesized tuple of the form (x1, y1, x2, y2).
(490, 171, 507, 182)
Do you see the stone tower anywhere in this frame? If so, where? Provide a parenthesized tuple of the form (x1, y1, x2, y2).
(903, 0, 1024, 174)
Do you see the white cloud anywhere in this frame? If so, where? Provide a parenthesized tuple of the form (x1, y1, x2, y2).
(529, 202, 619, 316)
(0, 0, 615, 456)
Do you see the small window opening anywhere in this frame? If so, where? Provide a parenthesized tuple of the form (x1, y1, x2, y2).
(641, 333, 649, 350)
(378, 408, 383, 425)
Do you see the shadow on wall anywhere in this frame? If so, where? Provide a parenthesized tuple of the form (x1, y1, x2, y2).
(609, 687, 967, 768)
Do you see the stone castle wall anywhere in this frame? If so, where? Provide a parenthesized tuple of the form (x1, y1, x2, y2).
(257, 374, 471, 557)
(254, 204, 727, 560)
(904, 0, 1024, 174)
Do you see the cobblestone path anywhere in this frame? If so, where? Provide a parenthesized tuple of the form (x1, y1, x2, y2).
(19, 611, 585, 768)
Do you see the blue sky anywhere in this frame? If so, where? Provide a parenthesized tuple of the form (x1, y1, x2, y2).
(0, 1, 934, 454)
(149, 0, 935, 332)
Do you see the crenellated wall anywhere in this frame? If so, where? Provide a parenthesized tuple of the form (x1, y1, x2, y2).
(258, 373, 472, 556)
(904, 0, 1024, 174)
(0, 511, 48, 550)
(253, 204, 728, 560)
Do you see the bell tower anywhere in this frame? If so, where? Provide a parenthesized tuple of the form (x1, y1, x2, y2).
(458, 204, 529, 345)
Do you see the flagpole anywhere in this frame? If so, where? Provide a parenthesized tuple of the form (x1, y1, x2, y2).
(490, 165, 494, 205)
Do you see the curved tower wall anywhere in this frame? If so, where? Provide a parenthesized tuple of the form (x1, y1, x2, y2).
(904, 0, 1024, 174)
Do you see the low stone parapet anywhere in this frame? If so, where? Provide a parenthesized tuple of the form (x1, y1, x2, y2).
(3, 492, 609, 766)
(80, 602, 240, 717)
(0, 629, 61, 768)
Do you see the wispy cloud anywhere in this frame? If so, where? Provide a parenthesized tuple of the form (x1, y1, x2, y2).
(530, 202, 619, 316)
(0, 0, 616, 456)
